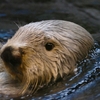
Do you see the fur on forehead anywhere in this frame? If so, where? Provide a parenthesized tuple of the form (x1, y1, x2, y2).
(13, 21, 68, 45)
(10, 20, 93, 51)
(18, 20, 92, 40)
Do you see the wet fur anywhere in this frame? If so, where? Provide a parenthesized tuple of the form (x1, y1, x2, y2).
(0, 20, 94, 96)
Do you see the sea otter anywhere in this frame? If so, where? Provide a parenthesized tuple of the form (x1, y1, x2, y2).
(0, 20, 94, 96)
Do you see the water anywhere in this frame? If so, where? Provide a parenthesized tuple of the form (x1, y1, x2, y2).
(0, 30, 15, 42)
(0, 30, 100, 100)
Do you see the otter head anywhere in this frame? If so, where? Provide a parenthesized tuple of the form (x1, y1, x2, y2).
(0, 20, 94, 95)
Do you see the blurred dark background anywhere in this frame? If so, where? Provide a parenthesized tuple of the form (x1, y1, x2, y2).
(0, 0, 100, 34)
(0, 1, 100, 100)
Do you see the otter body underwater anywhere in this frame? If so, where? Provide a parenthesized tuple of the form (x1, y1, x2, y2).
(0, 20, 94, 96)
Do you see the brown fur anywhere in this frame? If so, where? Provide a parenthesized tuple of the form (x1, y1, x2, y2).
(0, 20, 94, 96)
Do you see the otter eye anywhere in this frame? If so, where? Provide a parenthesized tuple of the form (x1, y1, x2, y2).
(45, 43, 55, 51)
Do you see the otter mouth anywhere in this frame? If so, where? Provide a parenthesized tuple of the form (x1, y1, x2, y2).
(1, 46, 23, 78)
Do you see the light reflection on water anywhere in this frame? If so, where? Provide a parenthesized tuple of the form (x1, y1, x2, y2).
(0, 30, 15, 42)
(0, 30, 100, 100)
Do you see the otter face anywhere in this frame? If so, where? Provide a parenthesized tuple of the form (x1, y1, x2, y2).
(0, 20, 94, 94)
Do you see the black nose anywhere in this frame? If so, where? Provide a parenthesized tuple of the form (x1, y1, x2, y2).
(1, 46, 22, 67)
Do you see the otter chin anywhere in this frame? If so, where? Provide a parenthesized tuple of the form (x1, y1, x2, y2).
(0, 20, 94, 96)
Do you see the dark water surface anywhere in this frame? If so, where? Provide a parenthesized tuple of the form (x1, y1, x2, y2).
(0, 30, 100, 100)
(0, 30, 14, 42)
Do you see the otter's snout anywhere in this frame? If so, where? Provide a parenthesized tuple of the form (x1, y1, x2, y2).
(1, 46, 22, 67)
